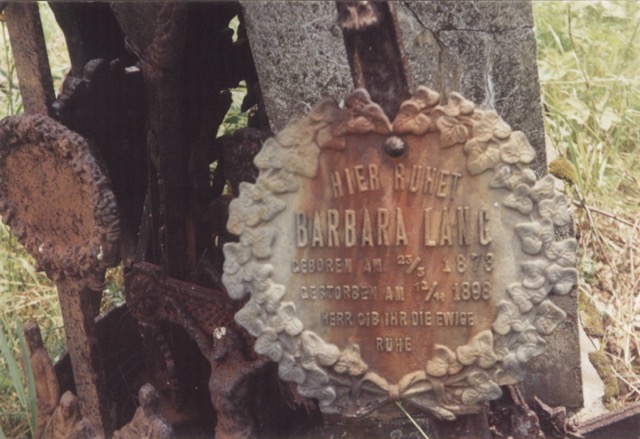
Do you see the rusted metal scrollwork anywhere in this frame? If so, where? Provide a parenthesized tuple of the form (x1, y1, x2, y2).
(0, 115, 120, 283)
(0, 2, 594, 439)
(0, 115, 120, 437)
(125, 262, 240, 333)
(4, 3, 55, 116)
(113, 384, 174, 439)
(337, 1, 411, 120)
(125, 262, 267, 439)
(25, 320, 60, 439)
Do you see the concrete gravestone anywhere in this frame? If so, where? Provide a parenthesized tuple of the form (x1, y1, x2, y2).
(222, 86, 577, 419)
(241, 1, 582, 415)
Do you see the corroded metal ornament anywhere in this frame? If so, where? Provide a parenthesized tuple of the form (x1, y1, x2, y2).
(222, 86, 577, 420)
(0, 114, 120, 286)
(0, 114, 120, 434)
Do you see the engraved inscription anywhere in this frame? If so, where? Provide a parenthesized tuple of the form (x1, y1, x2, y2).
(331, 164, 381, 197)
(300, 285, 377, 301)
(292, 258, 353, 273)
(376, 337, 412, 353)
(293, 181, 497, 360)
(296, 206, 492, 248)
(321, 311, 353, 326)
(224, 86, 575, 419)
(435, 311, 475, 326)
(452, 281, 491, 301)
(393, 164, 462, 199)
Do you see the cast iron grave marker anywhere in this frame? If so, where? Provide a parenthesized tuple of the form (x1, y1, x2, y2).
(223, 85, 577, 420)
(0, 115, 120, 436)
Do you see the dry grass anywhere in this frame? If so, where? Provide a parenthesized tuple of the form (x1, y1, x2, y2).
(1, 6, 77, 436)
(0, 221, 61, 438)
(576, 208, 640, 404)
(535, 1, 640, 406)
(0, 1, 639, 437)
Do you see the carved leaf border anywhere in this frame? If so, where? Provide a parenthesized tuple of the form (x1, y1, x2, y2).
(223, 86, 577, 420)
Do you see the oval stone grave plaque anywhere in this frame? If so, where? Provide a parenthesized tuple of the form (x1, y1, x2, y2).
(223, 86, 577, 420)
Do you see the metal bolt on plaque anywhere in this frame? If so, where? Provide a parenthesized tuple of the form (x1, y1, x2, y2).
(222, 86, 577, 420)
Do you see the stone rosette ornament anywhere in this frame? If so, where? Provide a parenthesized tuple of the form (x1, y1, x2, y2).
(222, 86, 577, 419)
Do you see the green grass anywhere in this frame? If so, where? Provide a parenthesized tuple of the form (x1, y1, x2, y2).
(0, 1, 639, 435)
(535, 1, 640, 207)
(0, 321, 37, 439)
(39, 4, 69, 93)
(217, 81, 248, 138)
(0, 4, 69, 117)
(0, 5, 75, 437)
(0, 222, 63, 438)
(0, 16, 21, 116)
(534, 1, 640, 405)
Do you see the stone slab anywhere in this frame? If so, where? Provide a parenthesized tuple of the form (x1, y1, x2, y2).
(241, 2, 352, 132)
(241, 0, 582, 413)
(223, 85, 579, 425)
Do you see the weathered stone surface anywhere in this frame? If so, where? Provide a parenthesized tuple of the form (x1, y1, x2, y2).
(242, 2, 546, 175)
(397, 2, 547, 176)
(241, 2, 352, 132)
(401, 1, 534, 33)
(521, 294, 583, 407)
(241, 0, 581, 416)
(223, 86, 578, 422)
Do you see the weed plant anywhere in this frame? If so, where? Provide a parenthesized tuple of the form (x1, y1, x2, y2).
(0, 206, 62, 438)
(0, 321, 37, 439)
(535, 1, 640, 405)
(0, 1, 639, 436)
(1, 5, 72, 437)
